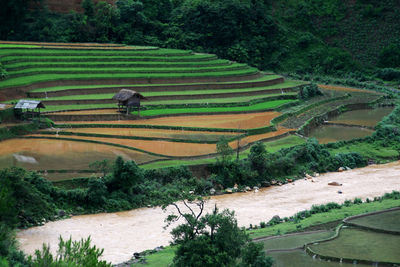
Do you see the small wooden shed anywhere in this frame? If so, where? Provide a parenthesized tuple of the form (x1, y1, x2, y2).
(112, 89, 146, 115)
(14, 99, 45, 120)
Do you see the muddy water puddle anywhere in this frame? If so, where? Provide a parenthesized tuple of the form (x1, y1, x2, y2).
(0, 139, 160, 177)
(17, 161, 400, 264)
(328, 107, 393, 127)
(308, 125, 374, 144)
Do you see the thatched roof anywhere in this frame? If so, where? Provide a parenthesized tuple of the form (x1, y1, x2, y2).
(112, 89, 146, 101)
(15, 100, 45, 109)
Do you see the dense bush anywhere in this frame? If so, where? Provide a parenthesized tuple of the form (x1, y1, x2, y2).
(3, 0, 398, 74)
(378, 43, 400, 68)
(298, 83, 323, 100)
(376, 68, 400, 81)
(0, 63, 7, 80)
(29, 236, 111, 267)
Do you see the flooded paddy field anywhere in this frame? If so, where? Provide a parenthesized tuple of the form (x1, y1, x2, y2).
(0, 138, 161, 176)
(307, 125, 374, 144)
(57, 111, 281, 129)
(328, 107, 393, 127)
(53, 127, 241, 142)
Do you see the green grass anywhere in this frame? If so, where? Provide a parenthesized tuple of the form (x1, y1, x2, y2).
(8, 63, 247, 76)
(309, 228, 400, 263)
(143, 94, 296, 106)
(260, 230, 335, 250)
(42, 99, 293, 113)
(268, 249, 371, 267)
(348, 209, 400, 232)
(1, 54, 216, 63)
(0, 44, 40, 48)
(0, 68, 258, 89)
(131, 247, 176, 267)
(241, 135, 306, 157)
(133, 99, 295, 116)
(141, 135, 305, 169)
(329, 141, 399, 160)
(0, 47, 191, 55)
(5, 59, 230, 69)
(44, 104, 116, 112)
(28, 74, 285, 93)
(248, 198, 400, 239)
(19, 84, 299, 101)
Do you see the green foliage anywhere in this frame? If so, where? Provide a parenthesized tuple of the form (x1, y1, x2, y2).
(248, 142, 268, 180)
(29, 236, 111, 267)
(87, 178, 108, 205)
(0, 63, 8, 80)
(167, 205, 272, 267)
(0, 168, 56, 227)
(375, 68, 400, 81)
(89, 159, 112, 177)
(107, 156, 143, 194)
(216, 137, 233, 165)
(378, 43, 400, 68)
(298, 83, 323, 100)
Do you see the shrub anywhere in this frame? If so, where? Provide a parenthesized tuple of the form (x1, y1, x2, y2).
(29, 236, 111, 267)
(298, 83, 323, 100)
(0, 63, 7, 80)
(378, 43, 400, 68)
(376, 68, 400, 81)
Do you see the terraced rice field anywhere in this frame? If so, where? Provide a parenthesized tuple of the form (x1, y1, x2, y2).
(260, 208, 400, 266)
(347, 209, 400, 232)
(0, 41, 390, 179)
(0, 138, 161, 172)
(309, 227, 400, 263)
(57, 111, 282, 129)
(51, 128, 241, 142)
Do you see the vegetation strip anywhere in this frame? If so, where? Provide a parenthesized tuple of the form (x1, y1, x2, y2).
(39, 130, 245, 144)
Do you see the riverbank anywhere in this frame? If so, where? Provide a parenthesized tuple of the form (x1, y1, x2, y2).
(17, 161, 400, 264)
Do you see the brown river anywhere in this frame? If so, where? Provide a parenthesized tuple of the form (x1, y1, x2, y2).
(17, 161, 400, 264)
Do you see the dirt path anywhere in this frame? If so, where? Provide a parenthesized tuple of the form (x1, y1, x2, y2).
(16, 161, 400, 264)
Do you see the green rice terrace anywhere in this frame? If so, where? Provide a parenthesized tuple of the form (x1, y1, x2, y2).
(248, 207, 400, 266)
(0, 41, 396, 181)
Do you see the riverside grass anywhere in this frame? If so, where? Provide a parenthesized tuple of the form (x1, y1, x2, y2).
(131, 197, 400, 267)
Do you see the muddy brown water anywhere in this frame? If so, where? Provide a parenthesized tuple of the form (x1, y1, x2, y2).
(308, 125, 374, 144)
(17, 161, 400, 264)
(0, 139, 159, 178)
(308, 107, 393, 144)
(328, 107, 393, 127)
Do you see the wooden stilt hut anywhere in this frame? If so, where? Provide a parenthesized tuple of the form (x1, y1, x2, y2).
(112, 89, 146, 116)
(14, 99, 45, 121)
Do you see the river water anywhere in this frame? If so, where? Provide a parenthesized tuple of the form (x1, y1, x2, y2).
(17, 161, 400, 264)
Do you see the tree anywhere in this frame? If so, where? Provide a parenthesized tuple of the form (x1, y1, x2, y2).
(89, 159, 112, 178)
(29, 236, 111, 267)
(248, 142, 268, 180)
(164, 196, 273, 267)
(107, 156, 143, 194)
(216, 137, 233, 165)
(87, 178, 108, 205)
